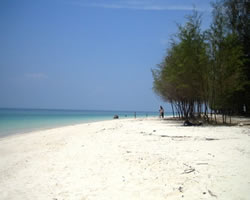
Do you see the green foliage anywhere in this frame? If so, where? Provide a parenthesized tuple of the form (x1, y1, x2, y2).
(208, 0, 247, 118)
(152, 1, 249, 121)
(152, 11, 209, 119)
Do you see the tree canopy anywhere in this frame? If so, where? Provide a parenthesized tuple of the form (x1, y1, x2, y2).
(152, 0, 250, 122)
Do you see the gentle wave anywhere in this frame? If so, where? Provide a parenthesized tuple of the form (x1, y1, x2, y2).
(0, 108, 160, 137)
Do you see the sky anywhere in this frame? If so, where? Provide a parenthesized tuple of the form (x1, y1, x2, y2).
(0, 0, 213, 112)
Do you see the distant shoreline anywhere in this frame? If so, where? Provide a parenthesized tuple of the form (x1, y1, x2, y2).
(0, 107, 159, 113)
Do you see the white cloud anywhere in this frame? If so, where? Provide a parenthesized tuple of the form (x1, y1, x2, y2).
(25, 73, 48, 80)
(71, 0, 208, 12)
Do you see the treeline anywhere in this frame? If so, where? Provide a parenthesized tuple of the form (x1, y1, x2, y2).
(152, 0, 250, 123)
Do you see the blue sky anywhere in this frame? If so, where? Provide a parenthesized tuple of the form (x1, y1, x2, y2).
(0, 0, 212, 112)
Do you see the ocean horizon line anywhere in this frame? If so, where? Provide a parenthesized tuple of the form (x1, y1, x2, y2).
(0, 107, 161, 114)
(0, 108, 165, 138)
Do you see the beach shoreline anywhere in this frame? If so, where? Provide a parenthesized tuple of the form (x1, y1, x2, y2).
(0, 118, 250, 199)
(0, 108, 159, 138)
(0, 117, 130, 140)
(0, 117, 160, 141)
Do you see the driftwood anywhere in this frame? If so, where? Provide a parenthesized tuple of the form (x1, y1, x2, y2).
(184, 120, 203, 126)
(182, 163, 196, 174)
(160, 135, 191, 139)
(183, 168, 195, 174)
(205, 138, 219, 141)
(208, 189, 217, 198)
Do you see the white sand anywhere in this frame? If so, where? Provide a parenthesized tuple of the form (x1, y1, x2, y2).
(0, 118, 250, 200)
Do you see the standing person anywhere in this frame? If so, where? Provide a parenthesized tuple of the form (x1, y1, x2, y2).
(159, 106, 164, 118)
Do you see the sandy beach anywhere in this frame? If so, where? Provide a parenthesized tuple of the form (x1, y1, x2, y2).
(0, 118, 250, 200)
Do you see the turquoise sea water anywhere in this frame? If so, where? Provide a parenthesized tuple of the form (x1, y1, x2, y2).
(0, 108, 159, 138)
